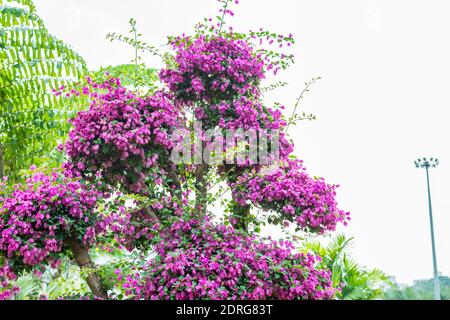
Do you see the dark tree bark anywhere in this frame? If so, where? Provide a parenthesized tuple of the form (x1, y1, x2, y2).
(66, 239, 109, 299)
(141, 206, 173, 241)
(165, 162, 183, 202)
(222, 164, 251, 232)
(194, 163, 209, 216)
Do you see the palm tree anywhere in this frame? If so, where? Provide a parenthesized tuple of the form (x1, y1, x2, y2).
(301, 234, 390, 300)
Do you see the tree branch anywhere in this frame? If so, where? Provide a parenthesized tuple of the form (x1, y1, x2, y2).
(165, 162, 183, 202)
(194, 163, 209, 216)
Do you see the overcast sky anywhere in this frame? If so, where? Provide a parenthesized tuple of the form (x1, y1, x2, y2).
(33, 0, 450, 284)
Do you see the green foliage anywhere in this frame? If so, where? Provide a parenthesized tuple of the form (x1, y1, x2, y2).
(106, 19, 166, 63)
(0, 0, 88, 181)
(90, 247, 148, 300)
(385, 276, 450, 300)
(284, 77, 320, 134)
(12, 257, 90, 300)
(92, 64, 159, 93)
(106, 18, 167, 93)
(301, 234, 390, 300)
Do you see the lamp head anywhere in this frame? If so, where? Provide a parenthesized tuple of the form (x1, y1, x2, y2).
(415, 157, 439, 169)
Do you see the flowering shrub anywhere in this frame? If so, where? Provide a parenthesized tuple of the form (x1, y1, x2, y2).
(106, 208, 159, 252)
(160, 35, 264, 105)
(0, 264, 19, 300)
(0, 170, 106, 299)
(232, 160, 350, 233)
(63, 78, 181, 193)
(193, 96, 294, 167)
(120, 218, 335, 300)
(1, 0, 352, 301)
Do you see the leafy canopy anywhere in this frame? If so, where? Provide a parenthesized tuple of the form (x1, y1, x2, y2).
(0, 0, 88, 181)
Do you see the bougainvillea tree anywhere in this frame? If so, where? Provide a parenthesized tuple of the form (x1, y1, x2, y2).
(0, 0, 349, 300)
(0, 169, 108, 299)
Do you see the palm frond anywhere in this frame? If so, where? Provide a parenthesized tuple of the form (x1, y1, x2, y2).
(0, 0, 88, 181)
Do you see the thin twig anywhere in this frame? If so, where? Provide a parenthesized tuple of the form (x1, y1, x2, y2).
(285, 77, 321, 135)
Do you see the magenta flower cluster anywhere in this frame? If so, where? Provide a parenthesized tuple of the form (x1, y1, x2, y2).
(0, 264, 18, 300)
(0, 170, 105, 299)
(160, 35, 264, 105)
(202, 97, 278, 130)
(120, 218, 335, 300)
(160, 35, 294, 165)
(233, 160, 350, 233)
(106, 207, 160, 252)
(232, 160, 350, 233)
(63, 78, 181, 193)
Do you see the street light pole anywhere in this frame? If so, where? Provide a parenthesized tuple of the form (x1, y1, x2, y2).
(415, 157, 441, 300)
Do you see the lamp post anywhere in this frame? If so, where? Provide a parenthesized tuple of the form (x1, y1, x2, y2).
(414, 157, 441, 300)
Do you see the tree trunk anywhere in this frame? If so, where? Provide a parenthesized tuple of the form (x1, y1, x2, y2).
(142, 206, 173, 241)
(231, 193, 251, 232)
(66, 239, 109, 299)
(194, 163, 208, 216)
(223, 165, 251, 232)
(165, 162, 183, 202)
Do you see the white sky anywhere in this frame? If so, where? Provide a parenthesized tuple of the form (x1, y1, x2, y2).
(32, 0, 450, 285)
